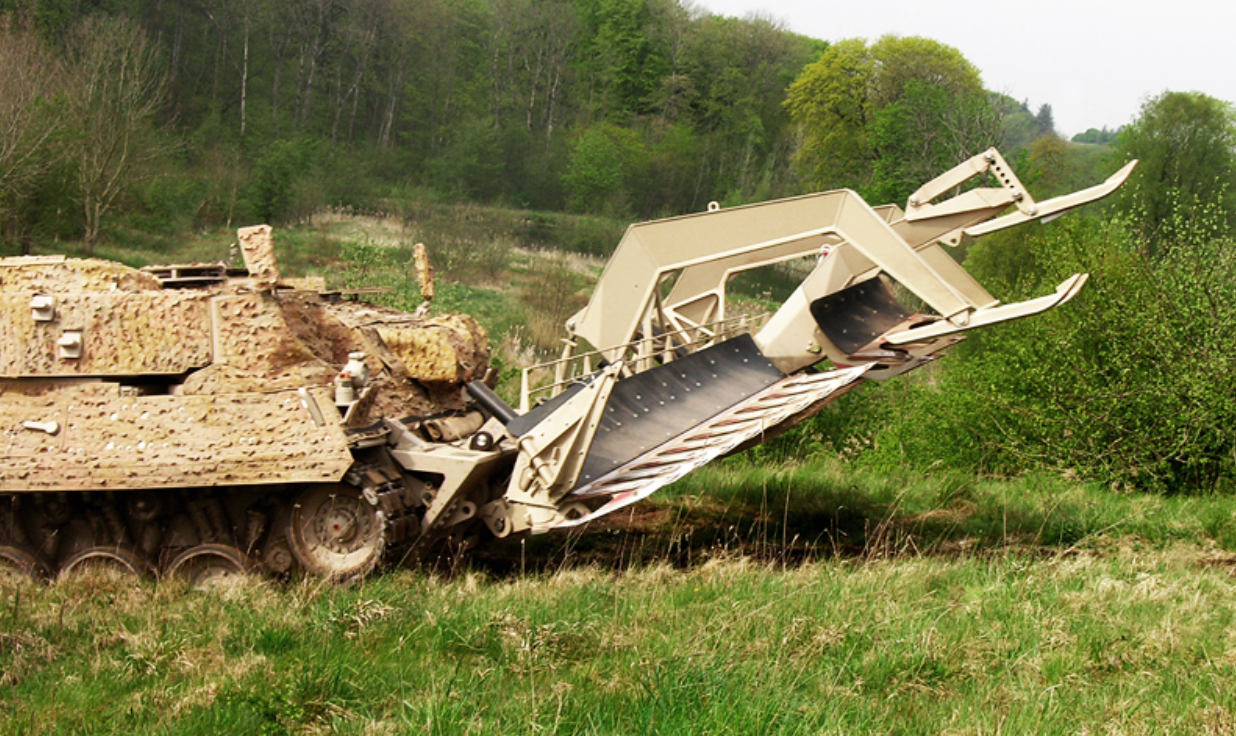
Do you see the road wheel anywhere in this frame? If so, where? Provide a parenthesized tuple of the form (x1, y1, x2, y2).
(0, 545, 50, 584)
(58, 546, 149, 581)
(167, 544, 254, 590)
(287, 484, 384, 580)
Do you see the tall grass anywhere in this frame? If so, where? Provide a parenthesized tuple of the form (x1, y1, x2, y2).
(497, 457, 1236, 575)
(9, 460, 1236, 734)
(6, 532, 1236, 734)
(384, 197, 627, 258)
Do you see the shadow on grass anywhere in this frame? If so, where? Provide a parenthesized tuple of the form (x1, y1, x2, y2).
(466, 456, 1236, 577)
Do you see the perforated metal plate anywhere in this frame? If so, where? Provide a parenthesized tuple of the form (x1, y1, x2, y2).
(809, 277, 910, 355)
(553, 364, 871, 530)
(573, 334, 784, 489)
(507, 382, 585, 437)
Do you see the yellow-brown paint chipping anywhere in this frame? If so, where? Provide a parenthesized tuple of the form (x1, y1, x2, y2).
(0, 385, 352, 491)
(236, 224, 281, 289)
(377, 315, 488, 384)
(1, 291, 213, 378)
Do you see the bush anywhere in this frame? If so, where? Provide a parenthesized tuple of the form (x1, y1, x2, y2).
(957, 207, 1236, 492)
(795, 204, 1236, 494)
(564, 124, 648, 215)
(241, 138, 321, 223)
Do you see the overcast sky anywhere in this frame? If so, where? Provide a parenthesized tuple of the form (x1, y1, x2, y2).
(691, 0, 1235, 137)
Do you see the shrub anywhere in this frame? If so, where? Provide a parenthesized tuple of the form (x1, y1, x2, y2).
(956, 206, 1236, 492)
(797, 203, 1236, 494)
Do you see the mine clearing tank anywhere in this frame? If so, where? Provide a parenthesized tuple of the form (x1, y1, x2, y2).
(1, 149, 1136, 587)
(0, 225, 492, 585)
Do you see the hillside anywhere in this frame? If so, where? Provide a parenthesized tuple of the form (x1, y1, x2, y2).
(6, 460, 1236, 734)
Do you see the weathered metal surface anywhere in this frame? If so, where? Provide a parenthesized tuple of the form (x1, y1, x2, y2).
(555, 365, 870, 530)
(0, 291, 213, 377)
(0, 256, 162, 292)
(209, 293, 323, 377)
(237, 224, 280, 289)
(141, 262, 230, 287)
(0, 384, 352, 491)
(810, 277, 911, 355)
(574, 334, 784, 488)
(0, 225, 493, 579)
(414, 242, 435, 303)
(376, 316, 488, 385)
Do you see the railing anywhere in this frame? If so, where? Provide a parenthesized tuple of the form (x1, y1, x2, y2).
(518, 312, 769, 413)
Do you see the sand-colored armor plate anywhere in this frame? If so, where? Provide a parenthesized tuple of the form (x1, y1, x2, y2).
(0, 291, 213, 377)
(0, 385, 352, 491)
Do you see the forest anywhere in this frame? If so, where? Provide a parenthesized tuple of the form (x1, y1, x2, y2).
(0, 0, 1234, 493)
(0, 0, 1080, 243)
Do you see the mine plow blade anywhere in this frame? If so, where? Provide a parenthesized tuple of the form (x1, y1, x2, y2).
(485, 147, 1137, 543)
(0, 142, 1136, 578)
(883, 273, 1090, 346)
(964, 161, 1137, 237)
(550, 364, 870, 530)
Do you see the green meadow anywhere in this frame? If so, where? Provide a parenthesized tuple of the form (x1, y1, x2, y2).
(6, 461, 1236, 735)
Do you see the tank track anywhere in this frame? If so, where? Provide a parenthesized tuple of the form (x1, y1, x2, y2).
(0, 451, 431, 583)
(348, 460, 420, 555)
(0, 487, 291, 581)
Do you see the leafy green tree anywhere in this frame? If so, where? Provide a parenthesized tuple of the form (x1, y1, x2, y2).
(639, 121, 700, 215)
(1118, 91, 1236, 235)
(242, 137, 319, 222)
(1022, 135, 1077, 197)
(1071, 127, 1120, 145)
(426, 119, 504, 201)
(867, 80, 999, 203)
(784, 38, 873, 191)
(1034, 103, 1055, 137)
(564, 122, 646, 213)
(673, 13, 814, 206)
(867, 35, 981, 109)
(785, 35, 988, 195)
(994, 96, 1039, 153)
(576, 0, 669, 119)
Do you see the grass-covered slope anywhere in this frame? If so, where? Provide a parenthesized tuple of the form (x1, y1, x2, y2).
(5, 542, 1236, 734)
(6, 463, 1236, 734)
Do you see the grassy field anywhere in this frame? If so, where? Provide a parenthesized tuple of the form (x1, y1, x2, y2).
(5, 461, 1236, 735)
(7, 206, 1236, 733)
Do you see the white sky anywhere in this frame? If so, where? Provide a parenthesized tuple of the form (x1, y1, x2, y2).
(691, 0, 1235, 137)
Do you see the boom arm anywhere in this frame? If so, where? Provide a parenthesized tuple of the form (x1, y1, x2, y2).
(568, 148, 1135, 374)
(394, 149, 1137, 547)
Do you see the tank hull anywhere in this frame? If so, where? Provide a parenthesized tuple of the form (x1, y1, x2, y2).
(0, 385, 353, 492)
(0, 226, 491, 582)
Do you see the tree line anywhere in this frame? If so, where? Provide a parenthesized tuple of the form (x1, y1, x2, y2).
(0, 0, 830, 247)
(0, 0, 1112, 253)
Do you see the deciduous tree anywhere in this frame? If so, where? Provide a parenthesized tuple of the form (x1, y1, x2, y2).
(1118, 91, 1236, 235)
(784, 38, 872, 191)
(786, 35, 990, 197)
(867, 80, 1000, 203)
(0, 21, 66, 252)
(66, 15, 168, 252)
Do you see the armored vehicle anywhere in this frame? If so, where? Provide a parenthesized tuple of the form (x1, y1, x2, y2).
(0, 150, 1134, 584)
(0, 226, 489, 582)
